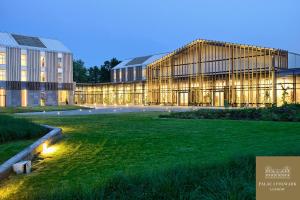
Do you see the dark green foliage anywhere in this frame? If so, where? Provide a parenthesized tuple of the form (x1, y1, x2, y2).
(0, 115, 47, 144)
(160, 104, 300, 122)
(73, 58, 121, 83)
(88, 66, 101, 83)
(73, 59, 88, 83)
(99, 58, 121, 83)
(28, 156, 256, 200)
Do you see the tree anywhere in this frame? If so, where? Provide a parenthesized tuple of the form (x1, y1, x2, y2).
(88, 66, 101, 83)
(99, 58, 121, 83)
(73, 59, 88, 83)
(73, 58, 121, 83)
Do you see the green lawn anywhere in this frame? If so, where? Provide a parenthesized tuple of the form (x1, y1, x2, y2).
(0, 112, 300, 199)
(0, 140, 35, 163)
(0, 105, 87, 114)
(0, 115, 48, 163)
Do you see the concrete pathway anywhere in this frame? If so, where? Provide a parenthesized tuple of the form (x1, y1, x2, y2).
(16, 105, 228, 116)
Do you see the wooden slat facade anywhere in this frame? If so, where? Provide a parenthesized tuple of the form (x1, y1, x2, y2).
(63, 53, 73, 83)
(147, 40, 289, 107)
(27, 49, 40, 82)
(46, 51, 58, 82)
(6, 47, 21, 81)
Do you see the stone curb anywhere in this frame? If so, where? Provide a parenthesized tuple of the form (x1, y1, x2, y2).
(0, 125, 62, 180)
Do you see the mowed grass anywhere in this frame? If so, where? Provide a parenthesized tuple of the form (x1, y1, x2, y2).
(0, 140, 35, 164)
(0, 105, 87, 114)
(0, 112, 300, 199)
(0, 115, 48, 163)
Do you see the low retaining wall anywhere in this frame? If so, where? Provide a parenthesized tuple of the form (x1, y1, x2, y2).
(0, 125, 62, 180)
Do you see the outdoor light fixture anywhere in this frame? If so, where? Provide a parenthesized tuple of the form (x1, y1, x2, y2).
(42, 143, 56, 154)
(42, 143, 48, 153)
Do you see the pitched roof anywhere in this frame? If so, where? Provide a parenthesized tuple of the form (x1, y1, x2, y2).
(0, 32, 71, 53)
(113, 53, 168, 69)
(149, 38, 289, 66)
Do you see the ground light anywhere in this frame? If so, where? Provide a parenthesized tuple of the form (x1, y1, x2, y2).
(42, 143, 56, 155)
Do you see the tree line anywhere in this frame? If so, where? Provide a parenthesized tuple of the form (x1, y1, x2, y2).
(73, 58, 121, 83)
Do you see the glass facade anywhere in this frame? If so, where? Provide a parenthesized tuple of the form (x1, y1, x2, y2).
(58, 90, 70, 105)
(75, 40, 300, 107)
(75, 82, 146, 105)
(147, 40, 288, 107)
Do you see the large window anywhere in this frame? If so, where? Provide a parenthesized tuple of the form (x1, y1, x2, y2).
(58, 53, 63, 83)
(0, 52, 6, 65)
(21, 52, 27, 67)
(21, 89, 27, 107)
(40, 52, 46, 82)
(40, 52, 46, 68)
(40, 71, 46, 82)
(21, 70, 27, 81)
(58, 90, 69, 105)
(0, 89, 5, 107)
(0, 69, 6, 81)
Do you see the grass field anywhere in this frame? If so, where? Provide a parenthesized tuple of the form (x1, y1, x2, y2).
(0, 115, 47, 163)
(0, 140, 35, 164)
(0, 105, 87, 114)
(0, 112, 300, 199)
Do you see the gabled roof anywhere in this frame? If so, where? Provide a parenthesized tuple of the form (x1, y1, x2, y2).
(0, 32, 71, 53)
(113, 53, 168, 69)
(149, 39, 289, 66)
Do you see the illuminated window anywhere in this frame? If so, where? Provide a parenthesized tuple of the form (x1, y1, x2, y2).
(21, 89, 27, 107)
(40, 52, 46, 69)
(0, 52, 6, 65)
(58, 90, 69, 105)
(21, 53, 27, 67)
(0, 69, 6, 81)
(21, 70, 27, 81)
(40, 71, 46, 82)
(0, 89, 5, 107)
(57, 53, 63, 82)
(58, 53, 63, 69)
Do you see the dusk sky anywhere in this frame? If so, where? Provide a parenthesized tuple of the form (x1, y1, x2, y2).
(1, 0, 299, 67)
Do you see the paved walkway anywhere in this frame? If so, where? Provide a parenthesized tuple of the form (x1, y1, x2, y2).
(16, 105, 227, 116)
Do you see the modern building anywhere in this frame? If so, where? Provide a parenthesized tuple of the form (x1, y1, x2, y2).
(75, 54, 166, 105)
(75, 39, 300, 107)
(0, 32, 73, 107)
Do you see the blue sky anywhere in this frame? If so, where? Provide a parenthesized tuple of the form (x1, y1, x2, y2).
(1, 0, 299, 67)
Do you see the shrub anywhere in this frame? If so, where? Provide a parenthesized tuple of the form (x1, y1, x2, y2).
(160, 104, 300, 122)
